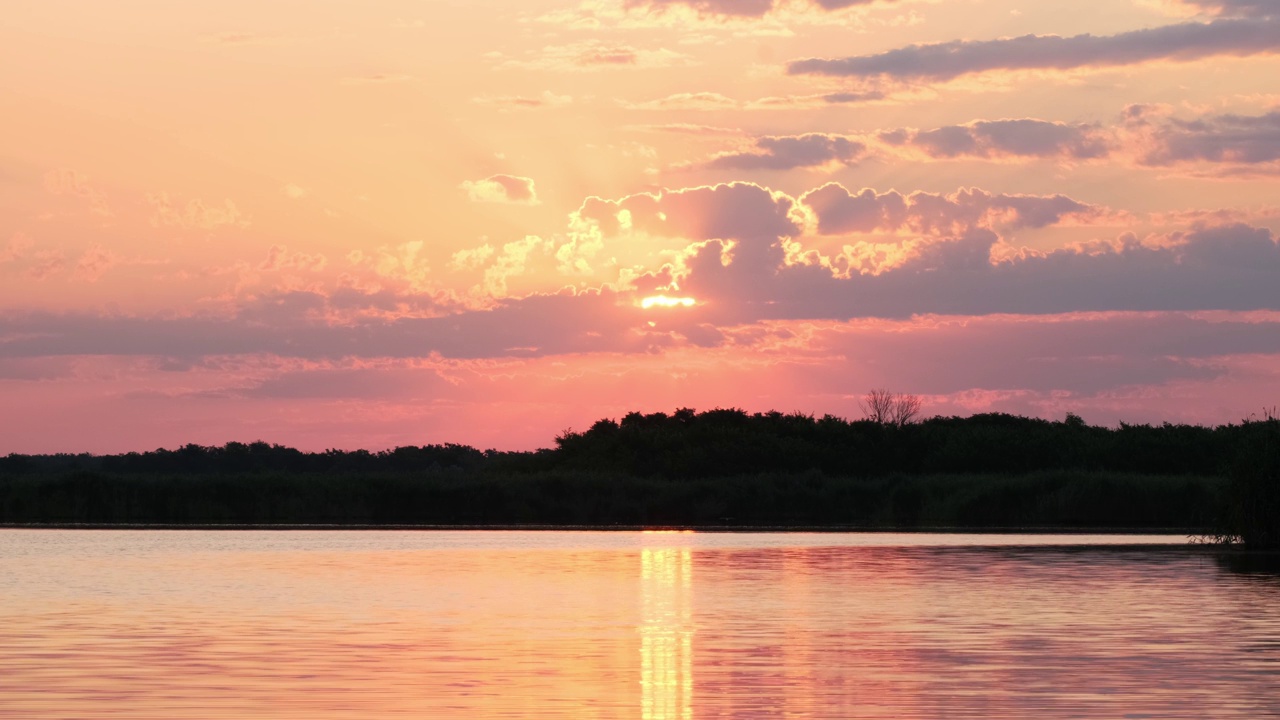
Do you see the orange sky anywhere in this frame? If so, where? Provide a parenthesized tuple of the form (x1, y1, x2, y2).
(3, 0, 1280, 452)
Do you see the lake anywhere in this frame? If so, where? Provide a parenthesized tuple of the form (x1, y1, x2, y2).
(1, 530, 1277, 718)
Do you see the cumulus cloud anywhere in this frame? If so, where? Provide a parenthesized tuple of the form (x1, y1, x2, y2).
(798, 184, 1114, 235)
(1125, 106, 1280, 167)
(1171, 0, 1279, 17)
(623, 92, 740, 110)
(0, 288, 671, 361)
(3, 222, 1279, 363)
(508, 41, 690, 71)
(571, 183, 1277, 322)
(626, 123, 744, 135)
(880, 119, 1112, 160)
(867, 108, 1280, 173)
(573, 182, 801, 242)
(460, 175, 540, 205)
(367, 241, 432, 290)
(243, 366, 449, 400)
(623, 90, 885, 111)
(473, 91, 574, 110)
(745, 91, 888, 108)
(663, 222, 1280, 324)
(43, 169, 111, 217)
(340, 74, 414, 85)
(567, 182, 1120, 287)
(787, 18, 1280, 83)
(625, 0, 777, 17)
(790, 312, 1280, 397)
(1, 233, 34, 264)
(259, 245, 327, 273)
(450, 244, 496, 271)
(25, 249, 67, 281)
(704, 134, 868, 170)
(146, 193, 248, 230)
(5, 181, 1280, 365)
(621, 0, 894, 18)
(482, 236, 554, 296)
(75, 245, 117, 282)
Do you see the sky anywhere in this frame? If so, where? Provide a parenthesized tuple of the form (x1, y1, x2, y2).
(2, 0, 1280, 453)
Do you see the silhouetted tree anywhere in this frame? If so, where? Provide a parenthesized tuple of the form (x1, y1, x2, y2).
(891, 393, 923, 427)
(861, 389, 895, 425)
(862, 389, 922, 427)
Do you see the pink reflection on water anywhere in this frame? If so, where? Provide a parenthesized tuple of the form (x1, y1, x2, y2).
(0, 531, 1276, 719)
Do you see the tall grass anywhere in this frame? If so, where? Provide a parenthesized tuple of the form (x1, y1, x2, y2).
(1213, 419, 1280, 548)
(0, 469, 1223, 530)
(3, 409, 1272, 536)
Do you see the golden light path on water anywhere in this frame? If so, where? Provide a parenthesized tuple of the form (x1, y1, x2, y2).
(1, 531, 1278, 719)
(640, 546, 693, 720)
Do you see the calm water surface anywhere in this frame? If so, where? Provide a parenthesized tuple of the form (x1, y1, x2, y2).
(1, 530, 1277, 718)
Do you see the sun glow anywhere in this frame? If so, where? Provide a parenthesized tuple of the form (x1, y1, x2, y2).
(641, 547, 693, 720)
(641, 295, 697, 309)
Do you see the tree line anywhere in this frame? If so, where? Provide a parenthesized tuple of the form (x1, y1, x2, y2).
(1, 407, 1275, 545)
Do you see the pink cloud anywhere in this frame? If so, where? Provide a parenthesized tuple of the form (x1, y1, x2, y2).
(75, 245, 116, 282)
(43, 169, 111, 217)
(259, 245, 328, 272)
(575, 182, 800, 241)
(146, 192, 247, 230)
(1125, 106, 1280, 166)
(624, 0, 776, 16)
(879, 119, 1111, 161)
(798, 184, 1114, 234)
(788, 18, 1280, 83)
(1173, 0, 1279, 17)
(864, 108, 1280, 173)
(622, 0, 895, 18)
(1, 233, 34, 264)
(2, 312, 1278, 453)
(704, 134, 867, 170)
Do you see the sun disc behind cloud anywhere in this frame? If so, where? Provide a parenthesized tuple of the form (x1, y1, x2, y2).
(641, 295, 697, 309)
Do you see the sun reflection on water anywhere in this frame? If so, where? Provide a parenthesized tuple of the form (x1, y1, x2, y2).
(640, 547, 693, 720)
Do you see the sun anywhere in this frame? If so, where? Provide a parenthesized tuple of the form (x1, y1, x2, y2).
(640, 295, 697, 309)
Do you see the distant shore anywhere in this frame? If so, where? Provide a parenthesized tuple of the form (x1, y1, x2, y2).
(0, 522, 1204, 535)
(2, 408, 1274, 546)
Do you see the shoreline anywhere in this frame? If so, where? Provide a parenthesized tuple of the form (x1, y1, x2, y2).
(0, 522, 1205, 534)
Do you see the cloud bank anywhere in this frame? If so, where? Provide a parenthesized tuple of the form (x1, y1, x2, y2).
(622, 0, 893, 18)
(7, 183, 1279, 364)
(787, 18, 1280, 83)
(690, 109, 1280, 173)
(705, 134, 867, 170)
(879, 119, 1111, 161)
